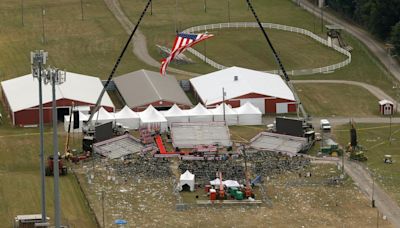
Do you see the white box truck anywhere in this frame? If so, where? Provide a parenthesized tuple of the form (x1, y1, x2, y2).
(320, 119, 331, 131)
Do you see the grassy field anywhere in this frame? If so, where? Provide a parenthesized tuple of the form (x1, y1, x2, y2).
(333, 123, 400, 205)
(229, 125, 265, 143)
(0, 131, 97, 227)
(0, 0, 155, 81)
(294, 83, 380, 117)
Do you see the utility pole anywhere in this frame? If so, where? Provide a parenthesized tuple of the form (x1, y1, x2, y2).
(41, 6, 46, 44)
(222, 87, 226, 125)
(372, 174, 375, 208)
(389, 115, 392, 144)
(227, 0, 231, 23)
(102, 190, 105, 227)
(44, 67, 66, 228)
(150, 0, 153, 15)
(31, 50, 48, 224)
(80, 0, 84, 21)
(174, 0, 178, 33)
(204, 0, 207, 13)
(21, 0, 24, 26)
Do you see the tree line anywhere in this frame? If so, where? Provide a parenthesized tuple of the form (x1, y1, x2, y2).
(326, 0, 400, 55)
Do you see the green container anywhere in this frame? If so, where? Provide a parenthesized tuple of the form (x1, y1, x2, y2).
(234, 191, 244, 200)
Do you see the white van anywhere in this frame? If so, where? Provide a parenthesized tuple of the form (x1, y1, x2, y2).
(320, 119, 331, 131)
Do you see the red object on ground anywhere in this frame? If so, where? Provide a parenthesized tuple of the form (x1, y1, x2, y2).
(155, 135, 167, 154)
(210, 189, 217, 200)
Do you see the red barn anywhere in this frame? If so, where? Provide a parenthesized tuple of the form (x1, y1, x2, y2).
(1, 72, 114, 126)
(190, 67, 296, 114)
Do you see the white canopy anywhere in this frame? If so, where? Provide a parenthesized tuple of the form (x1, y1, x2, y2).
(209, 178, 240, 188)
(114, 105, 140, 130)
(63, 111, 88, 132)
(210, 103, 238, 125)
(178, 170, 195, 192)
(235, 102, 262, 125)
(161, 104, 189, 126)
(138, 105, 168, 131)
(187, 103, 213, 123)
(92, 107, 115, 124)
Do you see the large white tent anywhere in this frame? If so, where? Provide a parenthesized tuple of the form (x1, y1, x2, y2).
(187, 103, 213, 123)
(138, 105, 168, 131)
(91, 107, 115, 125)
(63, 111, 88, 132)
(161, 104, 189, 126)
(178, 170, 195, 192)
(210, 103, 238, 125)
(235, 102, 262, 125)
(114, 105, 140, 130)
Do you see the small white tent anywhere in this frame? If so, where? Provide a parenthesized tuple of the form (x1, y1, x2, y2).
(161, 104, 189, 126)
(138, 105, 168, 132)
(210, 103, 238, 125)
(114, 105, 140, 130)
(92, 107, 115, 125)
(63, 111, 88, 132)
(187, 103, 213, 123)
(235, 102, 262, 125)
(178, 170, 195, 192)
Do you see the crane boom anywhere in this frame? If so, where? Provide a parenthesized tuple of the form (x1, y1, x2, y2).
(86, 0, 153, 125)
(245, 0, 309, 121)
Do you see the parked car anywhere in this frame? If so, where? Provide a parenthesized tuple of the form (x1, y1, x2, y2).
(320, 119, 331, 131)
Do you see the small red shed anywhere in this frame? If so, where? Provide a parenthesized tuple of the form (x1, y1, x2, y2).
(379, 99, 394, 115)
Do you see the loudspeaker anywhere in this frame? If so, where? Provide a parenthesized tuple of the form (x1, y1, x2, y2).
(350, 128, 357, 147)
(73, 111, 79, 129)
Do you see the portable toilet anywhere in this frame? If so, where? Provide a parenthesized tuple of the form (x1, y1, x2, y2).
(379, 100, 394, 115)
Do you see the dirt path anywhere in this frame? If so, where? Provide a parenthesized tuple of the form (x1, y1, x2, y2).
(103, 0, 198, 76)
(295, 0, 400, 82)
(293, 79, 400, 112)
(312, 159, 400, 227)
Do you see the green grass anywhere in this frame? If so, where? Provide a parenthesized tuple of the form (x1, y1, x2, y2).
(294, 83, 380, 117)
(0, 0, 155, 81)
(333, 123, 400, 205)
(229, 125, 265, 143)
(0, 132, 97, 227)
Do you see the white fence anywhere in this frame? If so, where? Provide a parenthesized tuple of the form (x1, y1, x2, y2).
(182, 22, 352, 76)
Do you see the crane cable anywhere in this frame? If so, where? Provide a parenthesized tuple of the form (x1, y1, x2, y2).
(87, 0, 153, 123)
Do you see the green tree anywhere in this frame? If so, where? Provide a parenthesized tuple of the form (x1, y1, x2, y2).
(391, 21, 400, 55)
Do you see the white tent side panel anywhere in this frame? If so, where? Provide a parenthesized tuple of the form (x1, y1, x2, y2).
(64, 116, 85, 132)
(188, 115, 213, 123)
(238, 114, 262, 125)
(115, 118, 140, 130)
(165, 116, 189, 126)
(213, 114, 238, 125)
(139, 120, 168, 132)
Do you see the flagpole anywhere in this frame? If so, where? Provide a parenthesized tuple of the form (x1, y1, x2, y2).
(175, 0, 178, 33)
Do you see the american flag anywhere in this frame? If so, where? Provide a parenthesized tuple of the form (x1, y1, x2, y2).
(160, 32, 214, 75)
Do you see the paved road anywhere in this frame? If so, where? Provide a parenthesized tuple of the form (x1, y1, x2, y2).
(312, 158, 400, 227)
(295, 0, 400, 82)
(103, 0, 199, 76)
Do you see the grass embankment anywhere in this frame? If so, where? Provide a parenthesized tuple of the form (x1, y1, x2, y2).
(333, 123, 400, 205)
(0, 0, 152, 81)
(0, 132, 97, 227)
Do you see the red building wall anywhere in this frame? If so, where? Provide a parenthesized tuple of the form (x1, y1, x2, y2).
(12, 98, 114, 126)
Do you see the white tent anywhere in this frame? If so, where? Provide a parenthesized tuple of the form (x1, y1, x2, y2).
(92, 107, 115, 125)
(63, 111, 88, 132)
(223, 180, 241, 188)
(161, 104, 189, 126)
(114, 105, 140, 130)
(178, 170, 195, 192)
(210, 178, 222, 187)
(235, 102, 262, 125)
(138, 105, 168, 132)
(187, 103, 213, 123)
(210, 103, 238, 125)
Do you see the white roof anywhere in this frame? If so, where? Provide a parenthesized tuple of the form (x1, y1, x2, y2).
(1, 72, 114, 112)
(180, 170, 195, 181)
(187, 103, 212, 116)
(138, 105, 167, 123)
(234, 102, 262, 114)
(190, 66, 295, 105)
(92, 107, 114, 120)
(210, 103, 237, 115)
(115, 105, 139, 119)
(162, 104, 188, 117)
(379, 99, 394, 105)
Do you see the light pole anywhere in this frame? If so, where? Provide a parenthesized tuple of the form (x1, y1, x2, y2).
(204, 0, 207, 13)
(43, 67, 66, 228)
(222, 87, 226, 125)
(80, 0, 84, 21)
(21, 0, 24, 26)
(41, 6, 46, 44)
(227, 0, 231, 23)
(31, 50, 48, 223)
